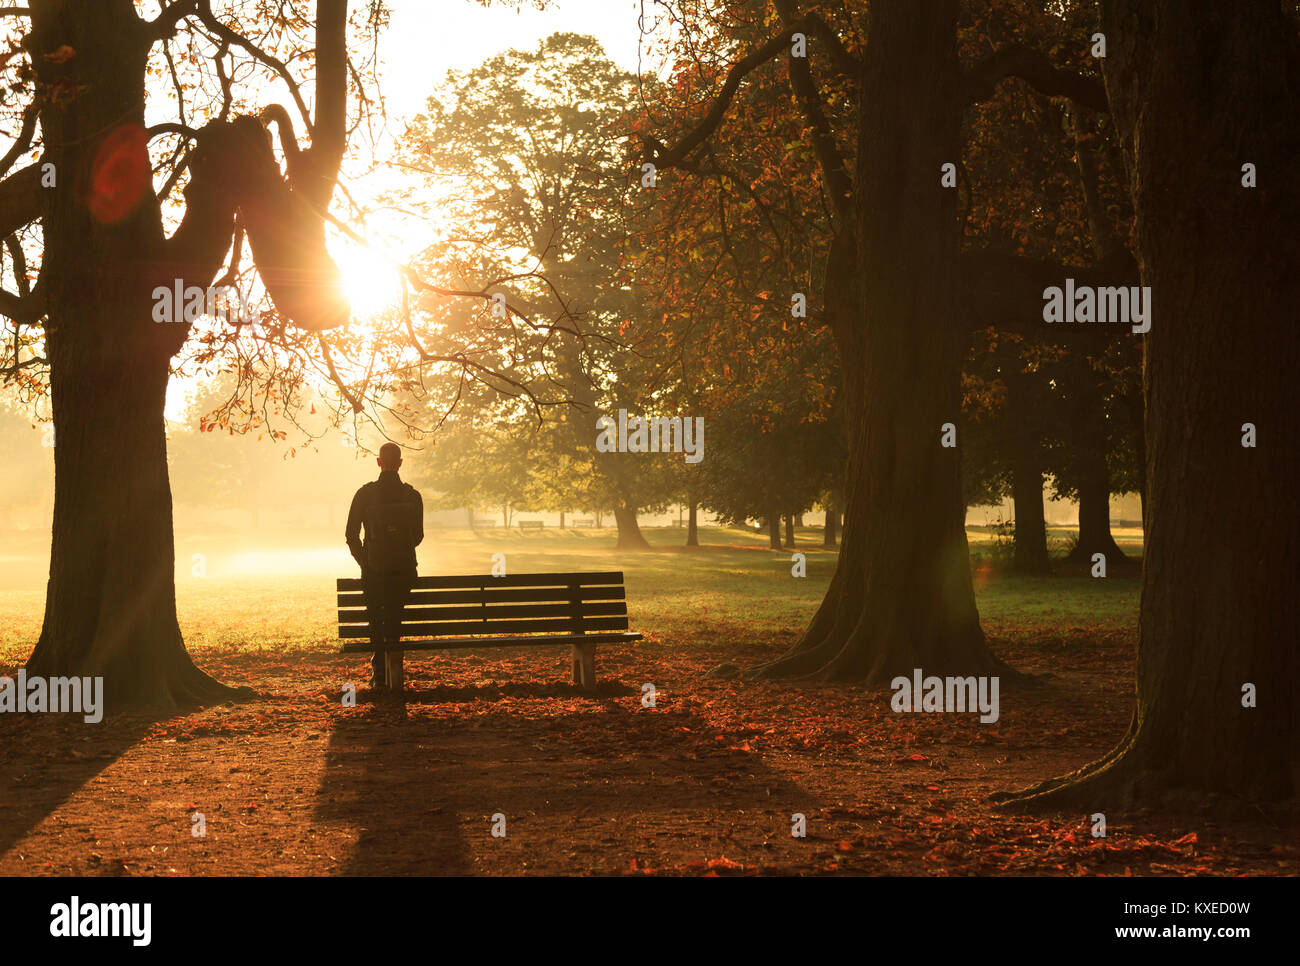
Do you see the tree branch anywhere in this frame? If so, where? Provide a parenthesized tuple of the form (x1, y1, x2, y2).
(803, 12, 861, 78)
(0, 102, 37, 180)
(964, 44, 1108, 113)
(148, 0, 198, 39)
(305, 0, 347, 208)
(645, 22, 807, 172)
(197, 0, 315, 138)
(0, 164, 40, 240)
(777, 1, 853, 225)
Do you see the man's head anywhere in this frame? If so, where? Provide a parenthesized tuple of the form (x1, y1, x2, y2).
(377, 442, 403, 472)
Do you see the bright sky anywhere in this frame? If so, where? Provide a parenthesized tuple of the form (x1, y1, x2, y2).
(379, 0, 648, 118)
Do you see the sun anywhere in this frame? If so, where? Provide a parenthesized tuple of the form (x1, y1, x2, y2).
(337, 241, 402, 322)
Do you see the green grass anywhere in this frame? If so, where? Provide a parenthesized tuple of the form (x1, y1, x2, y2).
(0, 525, 1141, 666)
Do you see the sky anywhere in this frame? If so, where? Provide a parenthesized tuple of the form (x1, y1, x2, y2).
(378, 0, 649, 119)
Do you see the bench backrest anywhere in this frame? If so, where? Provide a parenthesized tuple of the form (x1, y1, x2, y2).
(337, 571, 629, 640)
(518, 520, 544, 529)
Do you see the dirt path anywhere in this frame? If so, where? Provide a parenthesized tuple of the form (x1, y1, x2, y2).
(0, 633, 1293, 876)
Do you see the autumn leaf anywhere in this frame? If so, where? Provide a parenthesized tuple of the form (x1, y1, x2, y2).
(44, 45, 76, 64)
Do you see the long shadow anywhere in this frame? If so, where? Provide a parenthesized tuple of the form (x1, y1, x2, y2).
(316, 684, 817, 875)
(0, 714, 153, 863)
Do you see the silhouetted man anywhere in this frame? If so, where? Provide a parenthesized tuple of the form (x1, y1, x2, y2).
(346, 442, 424, 688)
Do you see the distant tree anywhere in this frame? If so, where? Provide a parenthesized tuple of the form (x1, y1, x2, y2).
(398, 33, 659, 548)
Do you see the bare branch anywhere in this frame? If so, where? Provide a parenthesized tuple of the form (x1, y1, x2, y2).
(196, 0, 315, 138)
(0, 103, 38, 179)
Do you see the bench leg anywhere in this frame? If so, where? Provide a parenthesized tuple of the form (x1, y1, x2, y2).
(571, 642, 595, 690)
(385, 649, 405, 693)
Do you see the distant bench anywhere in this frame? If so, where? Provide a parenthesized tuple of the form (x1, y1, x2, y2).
(518, 520, 544, 529)
(571, 519, 595, 528)
(336, 571, 642, 692)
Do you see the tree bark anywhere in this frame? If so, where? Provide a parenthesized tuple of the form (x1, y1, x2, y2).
(784, 513, 796, 549)
(760, 0, 1007, 684)
(998, 0, 1300, 809)
(686, 499, 699, 548)
(767, 512, 781, 550)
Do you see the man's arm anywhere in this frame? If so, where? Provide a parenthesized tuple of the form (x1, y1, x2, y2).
(410, 488, 424, 548)
(345, 486, 367, 570)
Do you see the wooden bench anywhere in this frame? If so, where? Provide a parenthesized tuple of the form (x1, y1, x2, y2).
(571, 519, 595, 528)
(336, 571, 642, 692)
(518, 520, 544, 529)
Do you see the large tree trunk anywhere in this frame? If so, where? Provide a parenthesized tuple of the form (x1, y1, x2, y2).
(760, 0, 1006, 684)
(783, 513, 795, 549)
(766, 512, 781, 550)
(24, 0, 235, 710)
(999, 0, 1300, 809)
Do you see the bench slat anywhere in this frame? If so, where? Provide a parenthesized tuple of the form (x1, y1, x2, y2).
(337, 601, 627, 625)
(337, 585, 625, 608)
(336, 571, 624, 591)
(338, 602, 627, 624)
(340, 631, 643, 653)
(339, 615, 631, 639)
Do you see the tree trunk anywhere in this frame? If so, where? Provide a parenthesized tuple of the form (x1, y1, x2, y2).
(559, 510, 565, 528)
(821, 493, 839, 548)
(760, 0, 1007, 684)
(613, 504, 648, 549)
(998, 0, 1300, 809)
(24, 0, 235, 710)
(686, 499, 699, 548)
(1066, 448, 1125, 564)
(1006, 376, 1050, 573)
(1010, 462, 1049, 573)
(783, 513, 796, 549)
(767, 512, 781, 550)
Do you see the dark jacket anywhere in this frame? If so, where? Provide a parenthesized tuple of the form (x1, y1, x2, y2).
(345, 470, 424, 574)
